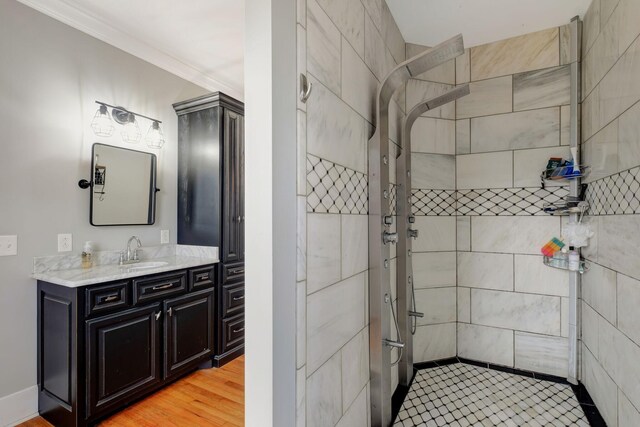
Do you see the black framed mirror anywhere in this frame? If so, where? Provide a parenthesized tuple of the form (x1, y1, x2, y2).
(87, 143, 158, 226)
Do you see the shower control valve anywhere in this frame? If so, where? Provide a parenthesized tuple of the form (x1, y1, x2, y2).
(383, 231, 398, 244)
(383, 339, 405, 349)
(408, 215, 415, 224)
(383, 215, 394, 225)
(409, 310, 424, 318)
(408, 229, 419, 239)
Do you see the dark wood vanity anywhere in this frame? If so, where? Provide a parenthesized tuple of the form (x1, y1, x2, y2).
(37, 264, 219, 427)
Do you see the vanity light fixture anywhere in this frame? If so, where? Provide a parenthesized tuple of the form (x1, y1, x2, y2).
(90, 104, 115, 137)
(91, 101, 164, 149)
(145, 121, 165, 149)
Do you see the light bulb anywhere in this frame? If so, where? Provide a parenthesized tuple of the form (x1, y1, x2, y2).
(121, 113, 141, 143)
(146, 121, 165, 149)
(90, 104, 114, 137)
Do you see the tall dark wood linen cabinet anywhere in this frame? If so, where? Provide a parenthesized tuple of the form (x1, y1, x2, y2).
(173, 92, 245, 367)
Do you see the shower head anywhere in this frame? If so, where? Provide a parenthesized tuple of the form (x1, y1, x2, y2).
(405, 34, 465, 78)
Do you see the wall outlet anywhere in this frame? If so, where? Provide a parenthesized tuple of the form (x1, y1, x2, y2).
(0, 235, 18, 256)
(160, 230, 170, 244)
(58, 234, 73, 252)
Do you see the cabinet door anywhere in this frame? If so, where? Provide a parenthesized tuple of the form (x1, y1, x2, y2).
(86, 304, 161, 417)
(164, 289, 215, 379)
(223, 109, 244, 263)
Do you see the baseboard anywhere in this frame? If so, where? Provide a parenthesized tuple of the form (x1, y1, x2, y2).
(0, 385, 38, 427)
(213, 346, 244, 367)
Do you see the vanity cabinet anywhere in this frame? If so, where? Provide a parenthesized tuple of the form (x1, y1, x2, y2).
(173, 93, 245, 367)
(37, 265, 216, 427)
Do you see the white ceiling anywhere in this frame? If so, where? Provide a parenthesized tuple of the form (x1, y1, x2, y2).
(17, 0, 245, 100)
(386, 0, 592, 48)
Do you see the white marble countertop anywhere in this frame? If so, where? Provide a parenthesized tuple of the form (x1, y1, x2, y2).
(32, 255, 219, 288)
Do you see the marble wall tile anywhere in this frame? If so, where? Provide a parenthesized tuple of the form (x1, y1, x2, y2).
(600, 0, 620, 28)
(297, 110, 307, 195)
(583, 0, 601, 55)
(560, 24, 571, 66)
(412, 216, 456, 252)
(306, 352, 342, 427)
(341, 38, 377, 123)
(412, 252, 456, 289)
(307, 213, 341, 294)
(618, 390, 640, 427)
(413, 323, 457, 363)
(560, 105, 571, 146)
(297, 197, 307, 281)
(582, 85, 601, 141)
(341, 214, 368, 279)
(381, 1, 404, 64)
(317, 0, 365, 57)
(341, 327, 369, 410)
(471, 28, 559, 81)
(456, 49, 470, 84)
(582, 301, 600, 358)
(471, 289, 561, 335)
(456, 76, 513, 119)
(307, 0, 341, 94)
(617, 0, 640, 55)
(297, 0, 306, 26)
(471, 108, 560, 153)
(561, 297, 569, 338)
(598, 37, 640, 129)
(336, 386, 368, 427)
(582, 11, 619, 98)
(514, 254, 569, 297)
(599, 214, 640, 282)
(583, 262, 617, 324)
(471, 216, 560, 255)
(513, 65, 571, 111)
(297, 281, 307, 369)
(406, 43, 456, 84)
(513, 146, 572, 187)
(297, 24, 307, 112)
(297, 366, 306, 427)
(582, 119, 618, 183)
(457, 287, 471, 323)
(582, 345, 619, 427)
(457, 323, 514, 367)
(406, 79, 456, 120)
(617, 273, 640, 347)
(457, 252, 514, 291)
(414, 287, 456, 325)
(457, 216, 471, 251)
(307, 272, 365, 373)
(411, 153, 455, 189)
(514, 332, 568, 377)
(618, 101, 640, 172)
(411, 117, 455, 155)
(364, 13, 395, 82)
(582, 216, 599, 262)
(361, 0, 381, 31)
(306, 75, 366, 173)
(455, 118, 470, 155)
(598, 316, 640, 412)
(456, 151, 513, 190)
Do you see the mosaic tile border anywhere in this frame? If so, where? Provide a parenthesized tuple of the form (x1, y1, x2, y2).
(306, 154, 368, 214)
(585, 165, 640, 215)
(456, 186, 570, 216)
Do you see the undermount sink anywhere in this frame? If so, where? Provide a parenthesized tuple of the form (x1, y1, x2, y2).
(124, 261, 169, 270)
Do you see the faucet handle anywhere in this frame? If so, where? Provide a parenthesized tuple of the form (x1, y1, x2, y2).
(118, 251, 125, 265)
(133, 248, 141, 261)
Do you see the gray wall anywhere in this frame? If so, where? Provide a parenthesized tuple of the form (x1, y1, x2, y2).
(0, 0, 205, 401)
(580, 0, 640, 425)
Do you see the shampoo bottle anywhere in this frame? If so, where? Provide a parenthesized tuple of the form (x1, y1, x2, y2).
(568, 247, 580, 272)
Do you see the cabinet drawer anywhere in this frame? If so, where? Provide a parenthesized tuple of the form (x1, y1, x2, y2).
(85, 282, 130, 316)
(221, 314, 244, 353)
(222, 262, 244, 283)
(189, 265, 216, 291)
(221, 282, 244, 318)
(133, 272, 187, 305)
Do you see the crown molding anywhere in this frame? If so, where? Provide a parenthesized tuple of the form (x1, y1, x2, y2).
(16, 0, 244, 101)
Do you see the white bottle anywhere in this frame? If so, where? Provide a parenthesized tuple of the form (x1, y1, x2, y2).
(568, 247, 580, 272)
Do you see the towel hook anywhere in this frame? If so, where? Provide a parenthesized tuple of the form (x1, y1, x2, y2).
(299, 74, 312, 103)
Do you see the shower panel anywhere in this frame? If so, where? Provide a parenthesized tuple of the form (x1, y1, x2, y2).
(368, 34, 465, 427)
(396, 84, 470, 387)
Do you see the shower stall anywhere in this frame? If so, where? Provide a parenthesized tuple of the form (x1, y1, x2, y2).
(368, 17, 588, 427)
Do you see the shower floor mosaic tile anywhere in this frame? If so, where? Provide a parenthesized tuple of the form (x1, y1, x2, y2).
(394, 363, 589, 427)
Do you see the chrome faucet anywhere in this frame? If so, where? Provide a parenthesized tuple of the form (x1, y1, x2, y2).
(120, 236, 142, 265)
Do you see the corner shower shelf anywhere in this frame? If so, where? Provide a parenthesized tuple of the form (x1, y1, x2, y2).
(543, 256, 590, 274)
(541, 164, 590, 181)
(543, 201, 589, 216)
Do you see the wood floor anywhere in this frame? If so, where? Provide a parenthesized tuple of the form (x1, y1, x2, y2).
(19, 356, 244, 427)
